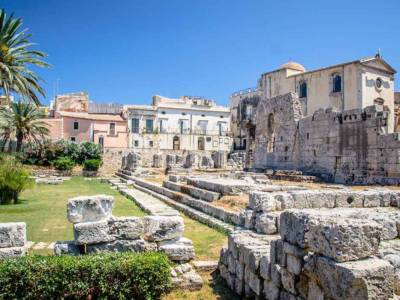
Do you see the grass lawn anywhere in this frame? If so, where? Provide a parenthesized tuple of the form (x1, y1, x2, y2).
(0, 177, 146, 243)
(0, 175, 235, 298)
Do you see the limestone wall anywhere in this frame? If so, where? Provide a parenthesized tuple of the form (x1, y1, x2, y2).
(253, 92, 400, 184)
(218, 190, 400, 299)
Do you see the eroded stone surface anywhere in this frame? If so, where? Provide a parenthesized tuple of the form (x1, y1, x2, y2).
(67, 195, 113, 223)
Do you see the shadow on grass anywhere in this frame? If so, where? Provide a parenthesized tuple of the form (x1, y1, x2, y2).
(209, 270, 241, 300)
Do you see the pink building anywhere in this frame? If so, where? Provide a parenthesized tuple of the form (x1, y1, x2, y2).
(42, 111, 128, 149)
(41, 92, 128, 148)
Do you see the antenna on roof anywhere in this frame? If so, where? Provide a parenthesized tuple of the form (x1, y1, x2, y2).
(376, 48, 381, 58)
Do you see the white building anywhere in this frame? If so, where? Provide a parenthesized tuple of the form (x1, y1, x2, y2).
(124, 95, 232, 151)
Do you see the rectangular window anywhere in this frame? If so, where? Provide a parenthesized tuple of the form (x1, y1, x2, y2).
(73, 121, 79, 130)
(149, 141, 153, 147)
(198, 120, 208, 134)
(159, 119, 168, 133)
(179, 119, 189, 134)
(146, 119, 154, 133)
(131, 118, 139, 133)
(218, 122, 227, 136)
(134, 140, 139, 147)
(70, 137, 76, 142)
(109, 123, 116, 135)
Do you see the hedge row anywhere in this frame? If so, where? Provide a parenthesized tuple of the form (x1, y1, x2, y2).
(0, 252, 172, 300)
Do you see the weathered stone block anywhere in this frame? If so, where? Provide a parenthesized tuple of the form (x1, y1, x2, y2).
(248, 248, 270, 273)
(274, 193, 294, 210)
(143, 216, 184, 242)
(236, 260, 245, 280)
(362, 190, 382, 207)
(281, 267, 297, 295)
(260, 255, 271, 280)
(270, 238, 284, 266)
(108, 216, 144, 240)
(0, 246, 25, 259)
(228, 253, 236, 274)
(54, 240, 81, 255)
(264, 280, 280, 300)
(158, 237, 195, 262)
(306, 216, 381, 262)
(0, 222, 26, 248)
(249, 191, 279, 212)
(255, 213, 278, 234)
(245, 266, 262, 295)
(270, 264, 282, 288)
(244, 209, 256, 229)
(286, 254, 302, 275)
(334, 191, 363, 208)
(280, 210, 382, 261)
(87, 239, 157, 253)
(74, 220, 112, 245)
(234, 277, 243, 295)
(305, 255, 394, 300)
(67, 195, 113, 223)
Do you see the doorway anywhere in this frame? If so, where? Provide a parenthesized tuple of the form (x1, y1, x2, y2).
(173, 136, 180, 150)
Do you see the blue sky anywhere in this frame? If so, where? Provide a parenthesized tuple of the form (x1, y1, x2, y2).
(3, 0, 400, 106)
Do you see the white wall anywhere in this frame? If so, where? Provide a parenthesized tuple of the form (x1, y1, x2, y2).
(126, 104, 232, 151)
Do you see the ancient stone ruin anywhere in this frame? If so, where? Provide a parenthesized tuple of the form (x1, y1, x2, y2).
(253, 92, 400, 184)
(0, 222, 27, 259)
(54, 194, 203, 290)
(218, 189, 400, 299)
(55, 195, 195, 261)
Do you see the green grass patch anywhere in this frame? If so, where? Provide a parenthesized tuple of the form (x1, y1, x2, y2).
(0, 177, 146, 242)
(182, 215, 227, 260)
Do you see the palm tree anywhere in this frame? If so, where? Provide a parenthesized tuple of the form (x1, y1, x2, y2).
(0, 100, 49, 152)
(0, 9, 49, 105)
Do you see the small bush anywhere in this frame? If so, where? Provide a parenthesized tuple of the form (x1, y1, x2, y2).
(53, 156, 75, 171)
(78, 141, 102, 164)
(83, 158, 101, 171)
(0, 155, 34, 204)
(0, 252, 172, 300)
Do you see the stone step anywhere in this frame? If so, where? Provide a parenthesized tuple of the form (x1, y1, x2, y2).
(116, 172, 235, 233)
(163, 180, 220, 202)
(192, 260, 219, 272)
(117, 171, 243, 227)
(120, 188, 179, 216)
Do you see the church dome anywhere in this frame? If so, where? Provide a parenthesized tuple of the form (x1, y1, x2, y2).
(280, 61, 306, 72)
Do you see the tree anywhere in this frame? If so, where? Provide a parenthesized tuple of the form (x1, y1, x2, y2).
(0, 9, 49, 105)
(0, 100, 49, 152)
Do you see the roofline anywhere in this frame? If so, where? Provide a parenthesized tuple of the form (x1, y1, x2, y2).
(261, 56, 396, 78)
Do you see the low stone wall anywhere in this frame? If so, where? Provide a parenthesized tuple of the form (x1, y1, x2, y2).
(55, 195, 195, 263)
(219, 208, 400, 299)
(243, 189, 400, 235)
(0, 223, 26, 259)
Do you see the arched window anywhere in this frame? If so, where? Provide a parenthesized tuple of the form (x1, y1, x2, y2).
(332, 73, 342, 93)
(299, 81, 307, 98)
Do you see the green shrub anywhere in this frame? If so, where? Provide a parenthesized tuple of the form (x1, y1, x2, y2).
(0, 155, 34, 204)
(21, 140, 102, 166)
(0, 252, 172, 300)
(53, 156, 75, 171)
(78, 141, 102, 164)
(83, 158, 102, 171)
